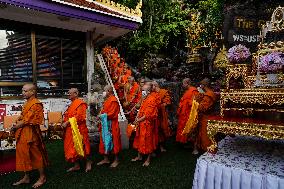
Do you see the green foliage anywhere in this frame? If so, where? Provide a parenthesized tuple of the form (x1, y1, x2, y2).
(113, 0, 226, 65)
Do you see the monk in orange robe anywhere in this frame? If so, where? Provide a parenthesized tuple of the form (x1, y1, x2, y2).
(152, 81, 172, 152)
(11, 84, 48, 188)
(194, 78, 216, 153)
(124, 76, 140, 122)
(132, 84, 159, 167)
(117, 66, 131, 100)
(176, 78, 199, 144)
(62, 88, 92, 172)
(97, 85, 122, 168)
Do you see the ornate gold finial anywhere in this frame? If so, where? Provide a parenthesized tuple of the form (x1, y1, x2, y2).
(213, 45, 229, 70)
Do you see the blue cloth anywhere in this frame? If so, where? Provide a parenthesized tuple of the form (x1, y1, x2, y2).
(100, 113, 113, 153)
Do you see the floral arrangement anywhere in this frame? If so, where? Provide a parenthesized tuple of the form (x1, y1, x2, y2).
(259, 52, 284, 73)
(227, 44, 251, 63)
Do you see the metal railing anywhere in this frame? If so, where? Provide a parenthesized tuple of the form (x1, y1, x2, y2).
(97, 54, 126, 121)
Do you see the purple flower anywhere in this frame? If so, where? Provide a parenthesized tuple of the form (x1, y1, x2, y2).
(260, 52, 284, 73)
(227, 44, 251, 63)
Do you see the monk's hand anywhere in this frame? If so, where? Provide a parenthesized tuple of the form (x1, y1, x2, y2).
(61, 121, 69, 129)
(10, 123, 17, 132)
(133, 119, 138, 126)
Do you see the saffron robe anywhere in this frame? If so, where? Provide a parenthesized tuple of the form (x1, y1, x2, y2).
(133, 93, 159, 154)
(157, 89, 172, 143)
(99, 95, 121, 154)
(124, 82, 141, 123)
(63, 98, 90, 162)
(196, 89, 216, 151)
(176, 87, 199, 143)
(15, 98, 48, 171)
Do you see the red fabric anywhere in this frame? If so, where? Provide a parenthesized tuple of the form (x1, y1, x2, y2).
(99, 95, 121, 155)
(63, 98, 90, 163)
(176, 87, 199, 143)
(0, 152, 16, 175)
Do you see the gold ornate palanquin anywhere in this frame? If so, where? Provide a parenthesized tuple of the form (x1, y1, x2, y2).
(207, 6, 284, 153)
(220, 88, 284, 116)
(225, 64, 251, 89)
(207, 117, 284, 152)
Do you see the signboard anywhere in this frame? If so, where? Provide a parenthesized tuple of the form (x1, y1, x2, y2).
(223, 1, 284, 50)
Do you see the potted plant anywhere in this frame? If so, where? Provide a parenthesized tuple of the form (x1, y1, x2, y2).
(259, 52, 284, 84)
(227, 44, 251, 64)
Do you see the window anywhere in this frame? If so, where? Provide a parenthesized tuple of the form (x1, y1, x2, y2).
(0, 19, 86, 98)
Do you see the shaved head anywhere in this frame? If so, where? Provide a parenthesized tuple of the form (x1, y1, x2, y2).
(144, 81, 153, 91)
(24, 83, 36, 91)
(128, 76, 135, 84)
(182, 78, 191, 85)
(142, 84, 151, 91)
(200, 78, 210, 87)
(152, 81, 160, 92)
(69, 88, 79, 94)
(182, 78, 191, 89)
(104, 85, 113, 92)
(68, 88, 79, 101)
(22, 83, 37, 99)
(104, 85, 113, 98)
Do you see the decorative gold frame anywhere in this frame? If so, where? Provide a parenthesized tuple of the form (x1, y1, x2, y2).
(220, 88, 284, 116)
(225, 64, 251, 89)
(207, 119, 284, 152)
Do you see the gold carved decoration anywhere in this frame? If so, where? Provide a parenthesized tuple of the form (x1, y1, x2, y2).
(225, 64, 251, 89)
(95, 0, 142, 18)
(213, 45, 229, 70)
(220, 88, 284, 116)
(207, 119, 284, 152)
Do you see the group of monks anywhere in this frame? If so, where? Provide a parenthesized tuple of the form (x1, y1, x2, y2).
(7, 46, 216, 188)
(102, 46, 217, 165)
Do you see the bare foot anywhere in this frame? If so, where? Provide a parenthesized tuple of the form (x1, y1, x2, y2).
(67, 166, 80, 172)
(32, 177, 46, 188)
(110, 161, 119, 168)
(85, 160, 93, 172)
(142, 160, 150, 167)
(96, 159, 110, 166)
(192, 149, 199, 155)
(131, 157, 142, 162)
(12, 177, 30, 186)
(160, 147, 167, 152)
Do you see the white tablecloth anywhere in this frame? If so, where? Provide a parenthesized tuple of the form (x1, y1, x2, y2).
(0, 140, 16, 151)
(192, 136, 284, 189)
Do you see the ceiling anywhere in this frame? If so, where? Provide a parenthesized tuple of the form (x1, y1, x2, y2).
(0, 4, 132, 44)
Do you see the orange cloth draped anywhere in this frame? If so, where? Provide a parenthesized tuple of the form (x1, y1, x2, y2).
(125, 82, 140, 104)
(124, 82, 141, 123)
(150, 91, 162, 148)
(63, 98, 90, 163)
(196, 89, 216, 151)
(133, 93, 159, 154)
(157, 89, 172, 143)
(176, 87, 199, 143)
(117, 74, 129, 100)
(126, 69, 132, 76)
(99, 95, 121, 154)
(15, 98, 48, 172)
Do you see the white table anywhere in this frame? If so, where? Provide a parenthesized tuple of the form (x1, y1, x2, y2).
(192, 136, 284, 189)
